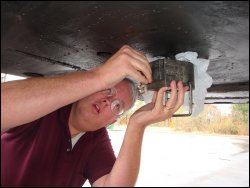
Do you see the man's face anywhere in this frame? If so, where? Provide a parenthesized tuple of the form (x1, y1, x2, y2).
(70, 80, 133, 132)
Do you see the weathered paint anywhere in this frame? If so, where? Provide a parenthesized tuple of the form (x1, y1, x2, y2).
(1, 1, 249, 103)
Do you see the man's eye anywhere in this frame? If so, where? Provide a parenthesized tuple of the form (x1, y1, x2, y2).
(112, 100, 121, 111)
(106, 89, 112, 95)
(103, 89, 111, 96)
(103, 88, 116, 97)
(114, 103, 121, 110)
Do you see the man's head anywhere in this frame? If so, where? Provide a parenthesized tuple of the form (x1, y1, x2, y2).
(69, 78, 138, 134)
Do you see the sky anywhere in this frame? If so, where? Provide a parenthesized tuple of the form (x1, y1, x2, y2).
(1, 73, 26, 82)
(212, 104, 232, 116)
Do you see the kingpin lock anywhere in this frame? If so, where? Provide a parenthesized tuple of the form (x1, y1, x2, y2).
(139, 57, 195, 117)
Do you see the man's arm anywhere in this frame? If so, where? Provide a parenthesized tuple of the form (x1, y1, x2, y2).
(1, 45, 152, 132)
(93, 81, 189, 186)
(93, 125, 145, 187)
(1, 70, 103, 132)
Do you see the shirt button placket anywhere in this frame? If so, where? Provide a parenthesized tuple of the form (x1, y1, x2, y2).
(67, 138, 71, 152)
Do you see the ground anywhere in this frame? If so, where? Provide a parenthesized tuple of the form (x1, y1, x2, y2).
(83, 127, 249, 187)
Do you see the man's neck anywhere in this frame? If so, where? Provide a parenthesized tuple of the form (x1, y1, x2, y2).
(68, 105, 84, 137)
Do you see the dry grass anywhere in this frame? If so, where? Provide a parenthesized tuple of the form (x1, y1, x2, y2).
(114, 102, 249, 136)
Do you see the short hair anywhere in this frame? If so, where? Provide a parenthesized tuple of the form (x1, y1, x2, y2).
(123, 78, 138, 112)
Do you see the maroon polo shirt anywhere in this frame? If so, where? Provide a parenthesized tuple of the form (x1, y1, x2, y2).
(1, 104, 116, 187)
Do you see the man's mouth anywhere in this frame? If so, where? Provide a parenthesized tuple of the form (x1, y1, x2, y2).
(93, 104, 100, 114)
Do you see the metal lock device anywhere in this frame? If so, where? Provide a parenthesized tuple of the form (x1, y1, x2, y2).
(139, 58, 195, 117)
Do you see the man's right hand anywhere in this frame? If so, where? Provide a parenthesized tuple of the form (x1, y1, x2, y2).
(94, 45, 152, 89)
(1, 45, 151, 132)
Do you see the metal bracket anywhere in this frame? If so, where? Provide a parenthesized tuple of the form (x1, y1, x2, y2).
(171, 82, 193, 117)
(138, 57, 194, 117)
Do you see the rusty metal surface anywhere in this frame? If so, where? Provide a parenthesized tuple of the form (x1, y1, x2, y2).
(1, 1, 249, 103)
(147, 58, 194, 90)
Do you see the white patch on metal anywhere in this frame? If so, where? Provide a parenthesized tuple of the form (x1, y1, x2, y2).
(175, 52, 213, 116)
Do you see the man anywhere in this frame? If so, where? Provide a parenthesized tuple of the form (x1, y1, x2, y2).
(1, 45, 188, 186)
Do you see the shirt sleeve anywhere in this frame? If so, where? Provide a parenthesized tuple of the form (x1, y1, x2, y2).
(85, 128, 116, 185)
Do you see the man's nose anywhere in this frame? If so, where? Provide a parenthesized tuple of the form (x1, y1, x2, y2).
(101, 98, 111, 106)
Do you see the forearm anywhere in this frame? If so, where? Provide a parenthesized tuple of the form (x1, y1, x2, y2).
(1, 70, 104, 131)
(104, 125, 145, 186)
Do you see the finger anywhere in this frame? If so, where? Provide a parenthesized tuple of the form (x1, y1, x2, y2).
(172, 81, 185, 111)
(124, 50, 152, 82)
(184, 85, 189, 91)
(165, 80, 178, 110)
(108, 45, 134, 62)
(127, 67, 149, 84)
(120, 52, 152, 83)
(109, 45, 152, 83)
(121, 45, 149, 64)
(154, 87, 168, 110)
(151, 91, 158, 104)
(115, 47, 152, 83)
(131, 60, 152, 83)
(128, 47, 152, 74)
(118, 45, 147, 63)
(120, 45, 152, 79)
